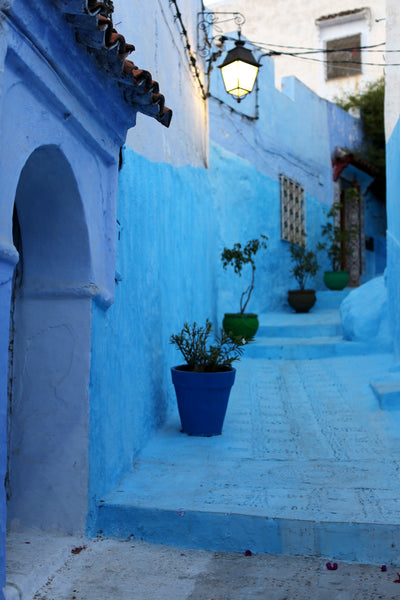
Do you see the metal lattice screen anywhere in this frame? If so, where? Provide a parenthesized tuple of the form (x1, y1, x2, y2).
(280, 174, 305, 246)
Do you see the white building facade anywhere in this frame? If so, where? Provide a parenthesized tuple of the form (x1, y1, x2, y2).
(204, 0, 386, 101)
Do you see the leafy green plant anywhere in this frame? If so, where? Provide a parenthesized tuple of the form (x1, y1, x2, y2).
(170, 320, 247, 372)
(221, 235, 268, 314)
(289, 243, 319, 290)
(317, 199, 357, 271)
(336, 78, 385, 200)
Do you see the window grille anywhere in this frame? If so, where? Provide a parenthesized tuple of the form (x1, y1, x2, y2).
(326, 33, 361, 80)
(280, 174, 305, 246)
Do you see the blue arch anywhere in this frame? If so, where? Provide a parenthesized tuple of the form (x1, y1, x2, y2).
(14, 144, 92, 291)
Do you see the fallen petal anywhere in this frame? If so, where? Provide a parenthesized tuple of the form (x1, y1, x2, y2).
(326, 562, 338, 570)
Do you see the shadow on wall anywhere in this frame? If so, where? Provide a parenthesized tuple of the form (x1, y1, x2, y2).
(7, 145, 93, 535)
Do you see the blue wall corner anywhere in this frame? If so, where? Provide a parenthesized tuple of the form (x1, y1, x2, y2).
(87, 148, 217, 533)
(387, 117, 400, 359)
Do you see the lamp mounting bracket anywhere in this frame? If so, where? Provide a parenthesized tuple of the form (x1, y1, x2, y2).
(197, 10, 246, 59)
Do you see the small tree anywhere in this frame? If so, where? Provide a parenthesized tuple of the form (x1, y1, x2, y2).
(170, 320, 246, 372)
(221, 235, 268, 314)
(289, 243, 319, 290)
(317, 199, 358, 271)
(336, 78, 385, 200)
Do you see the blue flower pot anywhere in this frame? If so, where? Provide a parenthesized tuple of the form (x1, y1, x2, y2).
(171, 366, 236, 436)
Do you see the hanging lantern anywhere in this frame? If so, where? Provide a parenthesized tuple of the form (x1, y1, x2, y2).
(218, 39, 260, 102)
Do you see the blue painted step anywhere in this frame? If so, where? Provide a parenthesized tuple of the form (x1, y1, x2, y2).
(246, 336, 375, 360)
(250, 309, 390, 359)
(257, 309, 342, 339)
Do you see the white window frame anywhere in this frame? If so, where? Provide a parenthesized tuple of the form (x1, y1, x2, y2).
(316, 8, 371, 84)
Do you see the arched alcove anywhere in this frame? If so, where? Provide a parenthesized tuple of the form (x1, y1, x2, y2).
(14, 145, 92, 290)
(7, 145, 93, 534)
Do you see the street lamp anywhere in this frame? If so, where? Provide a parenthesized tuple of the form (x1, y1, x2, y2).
(218, 39, 260, 102)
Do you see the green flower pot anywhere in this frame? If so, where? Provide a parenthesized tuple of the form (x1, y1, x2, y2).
(222, 313, 259, 340)
(323, 270, 350, 291)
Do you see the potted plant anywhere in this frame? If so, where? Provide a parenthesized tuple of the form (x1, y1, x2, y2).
(287, 242, 319, 313)
(317, 198, 357, 291)
(170, 320, 246, 436)
(221, 234, 268, 339)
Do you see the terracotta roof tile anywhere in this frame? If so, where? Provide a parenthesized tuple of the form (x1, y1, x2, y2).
(60, 0, 172, 127)
(316, 8, 368, 23)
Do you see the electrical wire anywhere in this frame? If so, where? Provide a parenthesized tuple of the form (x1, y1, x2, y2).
(250, 40, 387, 53)
(168, 0, 207, 99)
(220, 35, 400, 66)
(275, 54, 400, 68)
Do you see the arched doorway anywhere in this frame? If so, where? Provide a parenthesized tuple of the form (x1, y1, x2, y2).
(7, 145, 93, 534)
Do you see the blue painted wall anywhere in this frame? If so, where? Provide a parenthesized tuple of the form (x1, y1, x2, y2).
(387, 116, 400, 361)
(327, 101, 363, 153)
(88, 148, 217, 532)
(210, 65, 334, 205)
(209, 142, 328, 316)
(0, 262, 15, 600)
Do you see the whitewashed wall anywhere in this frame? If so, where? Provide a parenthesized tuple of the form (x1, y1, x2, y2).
(114, 0, 209, 167)
(385, 0, 400, 141)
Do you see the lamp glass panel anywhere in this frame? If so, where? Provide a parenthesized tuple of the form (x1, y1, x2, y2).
(221, 59, 259, 98)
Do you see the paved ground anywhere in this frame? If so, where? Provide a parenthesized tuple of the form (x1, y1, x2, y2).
(6, 535, 400, 600)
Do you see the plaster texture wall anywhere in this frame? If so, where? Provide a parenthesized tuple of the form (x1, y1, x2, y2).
(204, 0, 385, 101)
(7, 297, 92, 533)
(88, 147, 217, 533)
(0, 3, 14, 594)
(113, 0, 209, 168)
(385, 0, 400, 361)
(0, 263, 15, 600)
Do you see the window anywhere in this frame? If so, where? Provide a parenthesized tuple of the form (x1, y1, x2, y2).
(326, 33, 361, 80)
(280, 174, 305, 246)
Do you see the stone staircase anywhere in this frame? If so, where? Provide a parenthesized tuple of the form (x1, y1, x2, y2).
(246, 291, 391, 360)
(247, 310, 374, 360)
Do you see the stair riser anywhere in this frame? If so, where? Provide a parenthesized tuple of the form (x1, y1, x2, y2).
(246, 343, 385, 360)
(97, 504, 400, 565)
(257, 324, 342, 338)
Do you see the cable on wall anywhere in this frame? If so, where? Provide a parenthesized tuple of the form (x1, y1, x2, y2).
(168, 0, 207, 100)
